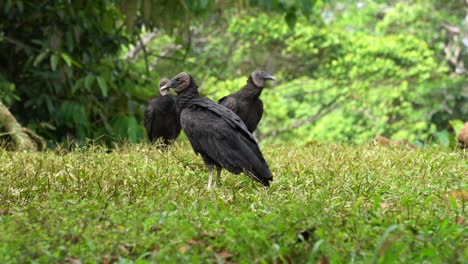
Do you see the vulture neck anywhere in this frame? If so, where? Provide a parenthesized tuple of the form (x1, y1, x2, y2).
(176, 85, 199, 109)
(240, 76, 264, 99)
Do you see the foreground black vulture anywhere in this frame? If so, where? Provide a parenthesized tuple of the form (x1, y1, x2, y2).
(218, 70, 276, 133)
(160, 72, 273, 188)
(144, 78, 181, 145)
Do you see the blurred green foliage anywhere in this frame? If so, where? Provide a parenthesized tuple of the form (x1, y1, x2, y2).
(0, 0, 149, 143)
(222, 14, 447, 144)
(0, 0, 466, 146)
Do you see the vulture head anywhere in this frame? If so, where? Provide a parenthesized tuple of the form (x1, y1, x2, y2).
(251, 70, 276, 88)
(158, 78, 170, 96)
(160, 72, 193, 96)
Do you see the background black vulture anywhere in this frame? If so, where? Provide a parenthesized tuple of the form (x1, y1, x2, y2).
(218, 70, 276, 133)
(160, 72, 273, 189)
(144, 78, 182, 145)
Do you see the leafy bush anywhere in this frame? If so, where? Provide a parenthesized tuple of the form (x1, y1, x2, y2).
(0, 1, 152, 143)
(200, 13, 463, 145)
(1, 1, 466, 146)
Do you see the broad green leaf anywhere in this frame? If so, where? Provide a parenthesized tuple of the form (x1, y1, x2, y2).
(97, 76, 109, 97)
(450, 119, 465, 136)
(33, 51, 49, 67)
(60, 52, 73, 67)
(50, 54, 59, 71)
(60, 52, 81, 68)
(84, 75, 94, 91)
(434, 130, 450, 147)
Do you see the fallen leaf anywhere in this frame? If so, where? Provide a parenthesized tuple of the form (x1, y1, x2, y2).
(150, 225, 162, 232)
(178, 245, 190, 254)
(119, 243, 134, 255)
(119, 245, 129, 255)
(103, 256, 119, 264)
(444, 191, 468, 201)
(71, 236, 80, 244)
(373, 136, 416, 149)
(64, 257, 82, 264)
(216, 251, 233, 259)
(316, 255, 329, 264)
(379, 202, 396, 209)
(187, 239, 198, 245)
(456, 216, 465, 226)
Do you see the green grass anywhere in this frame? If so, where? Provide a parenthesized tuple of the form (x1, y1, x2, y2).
(0, 143, 466, 263)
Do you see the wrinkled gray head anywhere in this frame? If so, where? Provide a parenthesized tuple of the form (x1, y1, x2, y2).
(158, 78, 170, 96)
(251, 70, 276, 88)
(159, 72, 191, 96)
(159, 78, 170, 88)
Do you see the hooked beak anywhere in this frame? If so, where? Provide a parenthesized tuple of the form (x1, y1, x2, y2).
(264, 74, 276, 81)
(159, 81, 172, 96)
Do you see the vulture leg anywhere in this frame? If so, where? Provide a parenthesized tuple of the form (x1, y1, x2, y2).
(203, 155, 220, 190)
(215, 166, 222, 186)
(207, 166, 222, 190)
(207, 167, 215, 190)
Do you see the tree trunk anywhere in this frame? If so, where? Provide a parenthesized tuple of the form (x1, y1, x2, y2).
(0, 102, 43, 151)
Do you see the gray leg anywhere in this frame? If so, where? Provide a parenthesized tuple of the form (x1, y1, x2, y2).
(202, 155, 219, 190)
(207, 166, 214, 190)
(215, 166, 222, 187)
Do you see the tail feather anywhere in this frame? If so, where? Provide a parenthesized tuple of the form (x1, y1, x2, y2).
(238, 134, 273, 186)
(246, 170, 271, 187)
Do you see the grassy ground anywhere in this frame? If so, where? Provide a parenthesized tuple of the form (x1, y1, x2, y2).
(0, 142, 466, 263)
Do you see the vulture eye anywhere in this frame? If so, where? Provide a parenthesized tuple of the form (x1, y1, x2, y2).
(176, 78, 180, 81)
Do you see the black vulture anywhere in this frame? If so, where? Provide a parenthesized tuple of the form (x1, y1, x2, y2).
(144, 78, 181, 145)
(160, 72, 273, 189)
(218, 70, 276, 133)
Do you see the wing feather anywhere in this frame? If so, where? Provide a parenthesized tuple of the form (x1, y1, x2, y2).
(218, 96, 239, 114)
(181, 98, 272, 185)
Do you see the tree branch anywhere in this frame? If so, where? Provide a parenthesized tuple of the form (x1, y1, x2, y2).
(2, 35, 39, 53)
(0, 101, 43, 150)
(124, 31, 159, 61)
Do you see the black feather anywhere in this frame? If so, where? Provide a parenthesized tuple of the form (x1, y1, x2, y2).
(173, 75, 272, 186)
(144, 93, 181, 145)
(218, 76, 265, 133)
